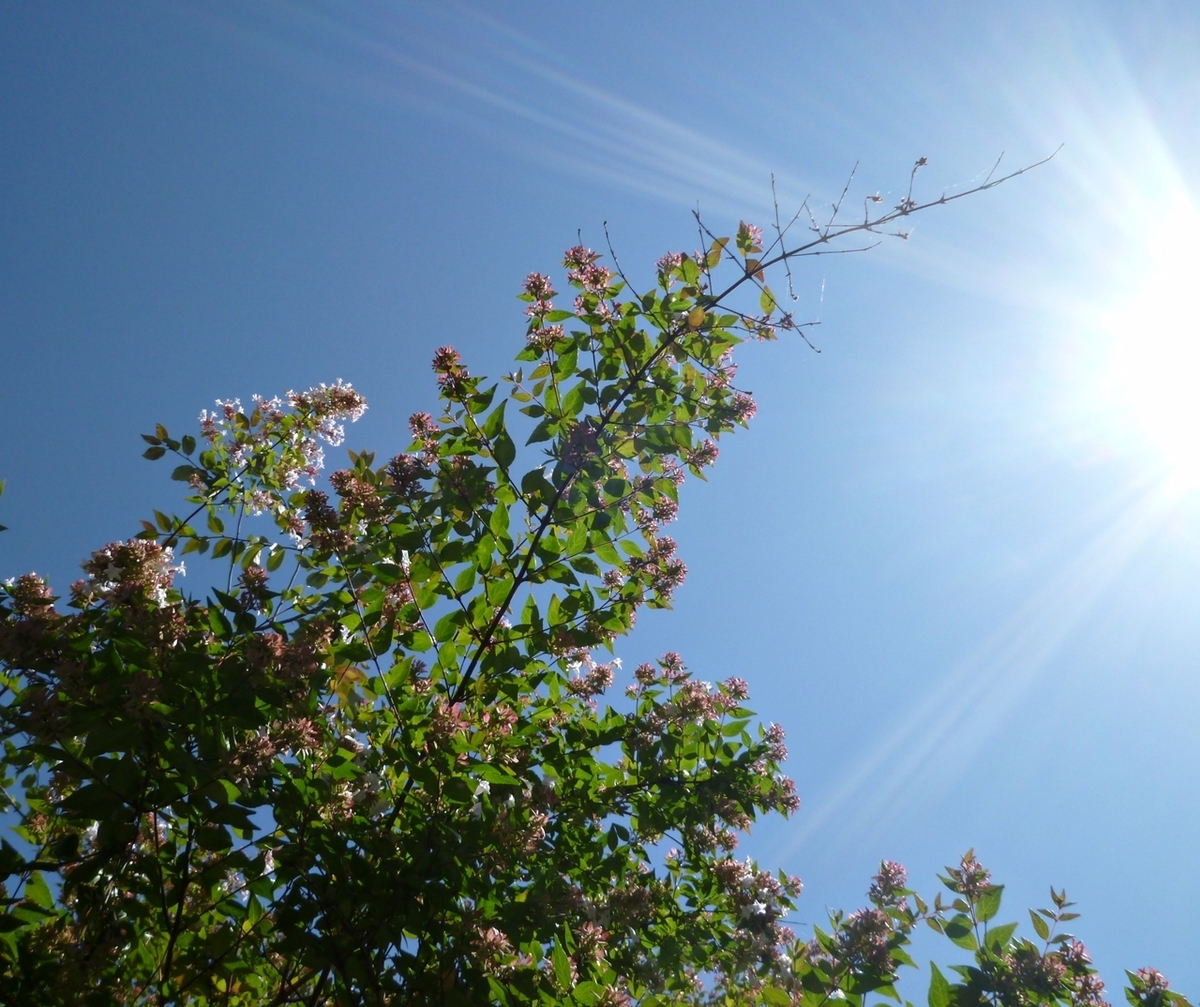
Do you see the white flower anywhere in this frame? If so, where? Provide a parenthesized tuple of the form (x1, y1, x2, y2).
(470, 800, 483, 819)
(474, 780, 491, 797)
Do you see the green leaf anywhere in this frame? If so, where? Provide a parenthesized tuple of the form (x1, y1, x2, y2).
(572, 982, 605, 1006)
(195, 825, 233, 852)
(434, 610, 465, 643)
(521, 467, 550, 496)
(927, 965, 950, 1007)
(552, 938, 573, 991)
(981, 921, 1017, 953)
(143, 445, 167, 460)
(494, 432, 516, 469)
(181, 434, 196, 454)
(759, 285, 777, 315)
(23, 872, 53, 910)
(489, 503, 510, 539)
(483, 399, 508, 439)
(454, 566, 476, 595)
(762, 986, 791, 1007)
(705, 236, 728, 267)
(976, 884, 1003, 922)
(944, 914, 977, 950)
(1029, 908, 1050, 940)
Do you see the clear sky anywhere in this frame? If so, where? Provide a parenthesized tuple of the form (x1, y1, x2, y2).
(2, 0, 1199, 992)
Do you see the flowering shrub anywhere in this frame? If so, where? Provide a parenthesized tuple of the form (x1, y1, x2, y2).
(1, 156, 1187, 1006)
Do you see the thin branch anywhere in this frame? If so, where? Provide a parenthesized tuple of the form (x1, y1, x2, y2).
(824, 161, 859, 236)
(983, 150, 1005, 186)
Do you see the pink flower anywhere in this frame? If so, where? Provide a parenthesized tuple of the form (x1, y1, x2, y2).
(523, 272, 556, 299)
(563, 245, 600, 269)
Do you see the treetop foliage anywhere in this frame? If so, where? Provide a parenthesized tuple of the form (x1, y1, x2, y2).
(0, 153, 1187, 1007)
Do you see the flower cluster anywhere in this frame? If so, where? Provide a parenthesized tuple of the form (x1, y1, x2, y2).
(72, 539, 183, 607)
(527, 323, 564, 353)
(191, 381, 367, 541)
(735, 221, 764, 256)
(4, 572, 56, 616)
(1128, 968, 1172, 1007)
(566, 655, 617, 699)
(302, 490, 352, 554)
(834, 907, 895, 974)
(287, 382, 367, 443)
(944, 850, 991, 900)
(563, 245, 612, 293)
(386, 451, 428, 498)
(731, 392, 757, 423)
(523, 271, 557, 320)
(408, 410, 440, 464)
(329, 468, 387, 523)
(655, 251, 683, 279)
(1043, 940, 1110, 1007)
(433, 345, 471, 397)
(629, 535, 687, 603)
(868, 860, 908, 907)
(686, 440, 718, 470)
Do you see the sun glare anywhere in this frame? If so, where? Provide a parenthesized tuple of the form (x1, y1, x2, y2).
(1101, 211, 1200, 485)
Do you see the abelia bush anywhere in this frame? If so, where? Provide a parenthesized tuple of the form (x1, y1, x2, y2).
(1, 156, 1187, 1007)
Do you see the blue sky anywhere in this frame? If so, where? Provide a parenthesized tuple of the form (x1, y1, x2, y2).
(3, 0, 1199, 991)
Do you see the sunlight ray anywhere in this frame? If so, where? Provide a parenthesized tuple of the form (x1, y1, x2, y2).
(201, 2, 809, 218)
(778, 476, 1175, 861)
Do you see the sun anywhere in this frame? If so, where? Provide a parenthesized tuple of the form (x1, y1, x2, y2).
(1101, 213, 1200, 485)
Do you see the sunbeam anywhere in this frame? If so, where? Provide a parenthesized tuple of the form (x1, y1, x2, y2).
(777, 476, 1175, 861)
(194, 1, 811, 217)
